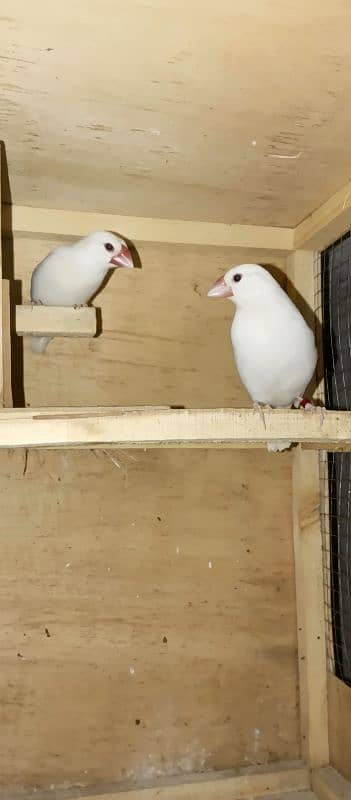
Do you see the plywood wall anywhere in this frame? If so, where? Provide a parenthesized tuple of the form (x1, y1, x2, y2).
(0, 237, 299, 791)
(11, 235, 287, 408)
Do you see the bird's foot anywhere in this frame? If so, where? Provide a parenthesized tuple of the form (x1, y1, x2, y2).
(293, 396, 313, 410)
(73, 303, 88, 310)
(293, 396, 326, 428)
(31, 299, 43, 306)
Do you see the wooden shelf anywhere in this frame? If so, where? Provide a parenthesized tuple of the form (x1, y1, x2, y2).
(15, 304, 97, 338)
(0, 406, 349, 450)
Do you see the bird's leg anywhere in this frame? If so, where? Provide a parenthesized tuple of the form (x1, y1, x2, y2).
(253, 401, 271, 430)
(293, 396, 313, 410)
(31, 299, 43, 306)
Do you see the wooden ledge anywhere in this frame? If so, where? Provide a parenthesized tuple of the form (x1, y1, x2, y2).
(0, 406, 349, 450)
(16, 304, 97, 338)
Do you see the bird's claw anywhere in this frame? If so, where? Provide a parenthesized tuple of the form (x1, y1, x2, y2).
(73, 303, 88, 310)
(293, 396, 327, 428)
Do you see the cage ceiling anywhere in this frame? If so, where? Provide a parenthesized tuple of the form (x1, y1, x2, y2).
(2, 0, 351, 227)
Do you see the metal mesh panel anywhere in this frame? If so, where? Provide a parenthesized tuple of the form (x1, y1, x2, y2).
(318, 232, 351, 684)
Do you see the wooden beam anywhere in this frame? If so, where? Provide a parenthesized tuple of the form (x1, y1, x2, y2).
(16, 304, 97, 338)
(37, 762, 309, 800)
(312, 766, 351, 800)
(287, 251, 329, 769)
(294, 180, 351, 251)
(0, 407, 348, 450)
(10, 205, 295, 251)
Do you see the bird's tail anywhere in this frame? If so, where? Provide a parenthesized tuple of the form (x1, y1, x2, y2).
(30, 336, 52, 354)
(267, 440, 292, 453)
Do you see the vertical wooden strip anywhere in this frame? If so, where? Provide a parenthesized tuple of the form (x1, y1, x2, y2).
(2, 279, 12, 407)
(288, 251, 329, 768)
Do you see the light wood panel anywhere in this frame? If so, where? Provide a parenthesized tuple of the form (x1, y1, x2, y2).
(15, 236, 286, 408)
(0, 237, 300, 791)
(11, 206, 294, 251)
(294, 179, 351, 251)
(2, 2, 351, 225)
(0, 446, 298, 789)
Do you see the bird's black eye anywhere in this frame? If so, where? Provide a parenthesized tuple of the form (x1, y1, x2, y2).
(104, 242, 114, 252)
(233, 273, 242, 282)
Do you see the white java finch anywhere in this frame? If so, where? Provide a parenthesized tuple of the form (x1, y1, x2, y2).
(208, 263, 318, 453)
(30, 230, 137, 353)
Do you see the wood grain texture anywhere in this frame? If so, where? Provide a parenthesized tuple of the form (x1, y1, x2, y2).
(2, 2, 351, 226)
(11, 206, 294, 251)
(291, 448, 329, 767)
(287, 252, 329, 768)
(294, 180, 351, 251)
(24, 763, 309, 800)
(16, 237, 287, 408)
(0, 407, 349, 450)
(1, 279, 12, 407)
(0, 445, 298, 790)
(16, 304, 97, 338)
(0, 239, 300, 790)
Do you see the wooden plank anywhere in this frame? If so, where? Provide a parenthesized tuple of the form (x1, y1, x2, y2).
(287, 251, 329, 768)
(0, 406, 349, 450)
(2, 280, 12, 407)
(312, 766, 351, 800)
(16, 304, 97, 338)
(294, 179, 351, 251)
(291, 448, 329, 767)
(52, 763, 310, 800)
(10, 205, 295, 251)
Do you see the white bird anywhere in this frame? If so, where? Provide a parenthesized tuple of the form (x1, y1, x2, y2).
(208, 263, 318, 452)
(30, 230, 136, 353)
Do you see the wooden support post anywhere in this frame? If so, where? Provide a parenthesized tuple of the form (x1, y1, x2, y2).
(0, 153, 12, 407)
(2, 279, 12, 407)
(287, 251, 329, 768)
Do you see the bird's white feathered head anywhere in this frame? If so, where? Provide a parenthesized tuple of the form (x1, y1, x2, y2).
(74, 231, 136, 271)
(208, 263, 280, 306)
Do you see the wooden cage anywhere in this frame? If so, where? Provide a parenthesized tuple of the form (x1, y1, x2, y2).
(1, 173, 351, 800)
(3, 4, 351, 800)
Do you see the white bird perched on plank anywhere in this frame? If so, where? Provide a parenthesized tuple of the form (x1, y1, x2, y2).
(30, 230, 137, 353)
(208, 263, 318, 453)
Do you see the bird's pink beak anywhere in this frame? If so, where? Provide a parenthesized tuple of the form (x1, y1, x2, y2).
(109, 243, 134, 269)
(207, 275, 233, 298)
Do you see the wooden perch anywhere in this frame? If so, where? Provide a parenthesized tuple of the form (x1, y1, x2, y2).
(16, 304, 97, 338)
(0, 406, 349, 450)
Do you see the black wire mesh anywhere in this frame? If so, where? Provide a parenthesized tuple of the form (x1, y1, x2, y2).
(319, 232, 351, 684)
